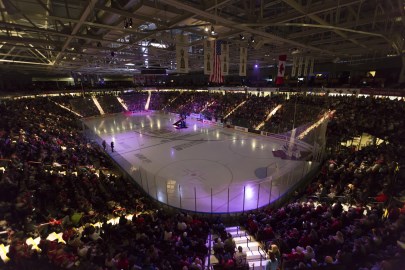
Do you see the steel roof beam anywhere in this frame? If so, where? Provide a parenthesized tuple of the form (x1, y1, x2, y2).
(281, 0, 368, 50)
(53, 0, 98, 65)
(288, 14, 399, 39)
(162, 0, 334, 55)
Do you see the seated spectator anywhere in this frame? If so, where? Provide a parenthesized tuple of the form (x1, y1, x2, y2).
(234, 246, 247, 268)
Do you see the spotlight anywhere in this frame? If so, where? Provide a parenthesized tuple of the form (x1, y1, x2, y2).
(240, 34, 245, 40)
(128, 18, 133, 28)
(251, 36, 255, 43)
(204, 26, 209, 32)
(211, 25, 215, 35)
(254, 64, 258, 68)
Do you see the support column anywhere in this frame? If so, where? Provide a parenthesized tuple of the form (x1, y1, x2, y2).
(398, 54, 405, 84)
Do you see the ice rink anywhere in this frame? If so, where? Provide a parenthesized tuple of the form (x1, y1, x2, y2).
(83, 111, 318, 213)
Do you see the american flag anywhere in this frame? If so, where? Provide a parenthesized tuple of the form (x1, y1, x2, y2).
(209, 40, 224, 84)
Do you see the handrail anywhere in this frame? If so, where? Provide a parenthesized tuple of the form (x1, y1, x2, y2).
(205, 233, 212, 270)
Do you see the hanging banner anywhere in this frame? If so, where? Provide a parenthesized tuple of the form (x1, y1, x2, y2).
(309, 57, 315, 75)
(221, 43, 229, 76)
(303, 56, 310, 76)
(297, 56, 304, 77)
(210, 40, 224, 84)
(204, 39, 213, 75)
(275, 54, 287, 85)
(239, 47, 248, 76)
(176, 34, 189, 73)
(291, 56, 298, 78)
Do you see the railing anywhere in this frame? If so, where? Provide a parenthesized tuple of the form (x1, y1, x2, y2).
(121, 160, 318, 214)
(204, 233, 212, 270)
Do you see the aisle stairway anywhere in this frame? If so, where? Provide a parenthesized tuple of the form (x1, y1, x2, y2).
(208, 226, 268, 270)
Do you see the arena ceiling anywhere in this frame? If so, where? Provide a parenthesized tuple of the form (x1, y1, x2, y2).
(0, 0, 404, 76)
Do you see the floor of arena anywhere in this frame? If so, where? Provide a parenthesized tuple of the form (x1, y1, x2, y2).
(83, 111, 318, 213)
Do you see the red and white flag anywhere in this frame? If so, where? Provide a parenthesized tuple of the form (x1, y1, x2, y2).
(275, 55, 287, 85)
(209, 40, 224, 84)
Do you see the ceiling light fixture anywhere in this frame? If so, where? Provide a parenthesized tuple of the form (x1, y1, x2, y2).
(211, 25, 215, 35)
(204, 26, 209, 32)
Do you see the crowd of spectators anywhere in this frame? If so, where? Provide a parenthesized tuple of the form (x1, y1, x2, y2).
(241, 142, 404, 269)
(50, 95, 79, 112)
(0, 91, 404, 270)
(96, 95, 125, 114)
(69, 97, 101, 117)
(262, 96, 325, 134)
(202, 92, 246, 122)
(119, 91, 148, 112)
(326, 96, 405, 146)
(229, 94, 280, 129)
(178, 92, 219, 115)
(148, 91, 180, 111)
(238, 94, 405, 270)
(0, 97, 210, 269)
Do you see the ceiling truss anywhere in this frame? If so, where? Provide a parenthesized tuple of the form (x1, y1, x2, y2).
(0, 0, 402, 75)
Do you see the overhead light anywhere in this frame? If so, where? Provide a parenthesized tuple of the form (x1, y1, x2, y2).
(291, 48, 300, 54)
(150, 42, 168, 49)
(240, 34, 245, 40)
(125, 63, 135, 66)
(204, 26, 209, 32)
(211, 25, 215, 35)
(251, 36, 255, 43)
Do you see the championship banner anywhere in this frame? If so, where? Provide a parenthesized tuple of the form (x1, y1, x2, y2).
(176, 34, 189, 73)
(291, 56, 298, 78)
(221, 43, 229, 75)
(303, 56, 310, 76)
(239, 47, 247, 76)
(309, 57, 315, 75)
(275, 54, 287, 85)
(204, 39, 213, 75)
(297, 56, 304, 77)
